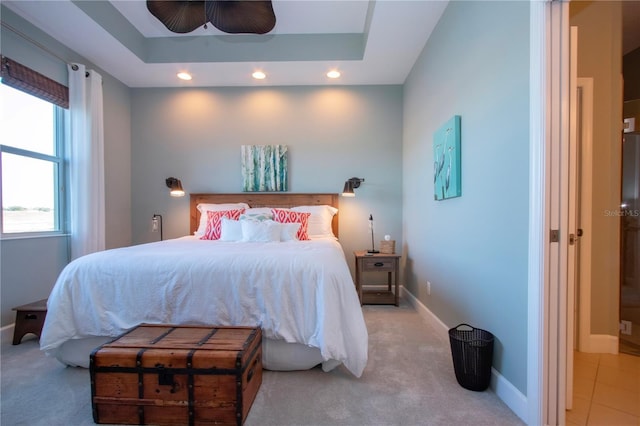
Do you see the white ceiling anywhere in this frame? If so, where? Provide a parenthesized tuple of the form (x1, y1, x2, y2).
(3, 0, 449, 88)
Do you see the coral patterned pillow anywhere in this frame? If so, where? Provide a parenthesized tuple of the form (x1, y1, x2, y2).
(200, 209, 245, 240)
(271, 209, 311, 241)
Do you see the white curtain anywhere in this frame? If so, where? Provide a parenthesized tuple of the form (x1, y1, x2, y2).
(67, 63, 105, 260)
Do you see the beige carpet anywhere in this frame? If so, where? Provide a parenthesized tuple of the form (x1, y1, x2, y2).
(1, 302, 524, 426)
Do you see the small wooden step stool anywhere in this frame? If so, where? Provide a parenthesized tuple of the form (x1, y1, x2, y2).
(12, 299, 48, 345)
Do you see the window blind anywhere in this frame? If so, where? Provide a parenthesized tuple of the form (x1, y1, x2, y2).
(0, 55, 69, 109)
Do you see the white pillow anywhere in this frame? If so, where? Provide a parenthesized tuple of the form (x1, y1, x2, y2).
(280, 222, 300, 241)
(219, 217, 243, 241)
(244, 207, 274, 216)
(291, 205, 338, 238)
(195, 203, 250, 236)
(240, 212, 273, 222)
(241, 220, 281, 242)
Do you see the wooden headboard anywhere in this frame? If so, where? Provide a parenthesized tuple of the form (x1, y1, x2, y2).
(190, 193, 339, 237)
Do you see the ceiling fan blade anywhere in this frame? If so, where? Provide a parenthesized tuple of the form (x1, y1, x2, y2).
(147, 0, 208, 34)
(205, 0, 276, 34)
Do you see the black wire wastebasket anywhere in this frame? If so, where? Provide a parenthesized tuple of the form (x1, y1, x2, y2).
(448, 323, 494, 391)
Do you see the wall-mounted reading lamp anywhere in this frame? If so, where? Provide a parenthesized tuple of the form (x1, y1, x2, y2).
(341, 177, 365, 197)
(166, 177, 185, 197)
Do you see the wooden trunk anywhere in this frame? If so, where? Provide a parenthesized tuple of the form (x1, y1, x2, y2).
(90, 324, 262, 426)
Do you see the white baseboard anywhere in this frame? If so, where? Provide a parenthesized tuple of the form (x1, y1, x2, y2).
(581, 334, 619, 354)
(400, 286, 448, 339)
(490, 367, 528, 422)
(401, 286, 528, 423)
(1, 323, 15, 345)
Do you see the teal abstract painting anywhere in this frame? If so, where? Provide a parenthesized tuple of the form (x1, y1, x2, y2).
(433, 116, 461, 200)
(241, 145, 288, 192)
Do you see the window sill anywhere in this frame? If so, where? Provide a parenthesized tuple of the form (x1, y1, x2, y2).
(0, 233, 70, 241)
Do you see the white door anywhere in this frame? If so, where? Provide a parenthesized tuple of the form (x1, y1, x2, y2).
(576, 77, 594, 355)
(565, 25, 579, 411)
(543, 4, 572, 423)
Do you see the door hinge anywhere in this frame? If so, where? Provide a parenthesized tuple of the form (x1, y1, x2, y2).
(550, 229, 560, 243)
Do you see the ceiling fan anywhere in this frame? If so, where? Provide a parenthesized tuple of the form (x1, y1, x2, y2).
(146, 0, 276, 35)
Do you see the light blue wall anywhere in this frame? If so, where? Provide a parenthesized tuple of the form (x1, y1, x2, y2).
(103, 78, 133, 250)
(0, 5, 132, 326)
(403, 1, 530, 394)
(129, 85, 404, 272)
(2, 6, 531, 399)
(0, 237, 68, 325)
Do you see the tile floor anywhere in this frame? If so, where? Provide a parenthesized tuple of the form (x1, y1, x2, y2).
(566, 351, 640, 426)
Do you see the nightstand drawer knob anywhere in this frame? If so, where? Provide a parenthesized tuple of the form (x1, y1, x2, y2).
(374, 262, 384, 267)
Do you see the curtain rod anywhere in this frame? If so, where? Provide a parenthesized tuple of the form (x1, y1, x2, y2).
(1, 20, 79, 71)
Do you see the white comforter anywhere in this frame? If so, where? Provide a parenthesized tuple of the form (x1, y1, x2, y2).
(40, 236, 368, 377)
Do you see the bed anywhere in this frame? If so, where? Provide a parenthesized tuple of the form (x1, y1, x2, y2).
(40, 193, 368, 377)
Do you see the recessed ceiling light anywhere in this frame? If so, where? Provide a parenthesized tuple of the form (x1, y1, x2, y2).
(327, 70, 341, 79)
(177, 72, 192, 81)
(252, 71, 266, 80)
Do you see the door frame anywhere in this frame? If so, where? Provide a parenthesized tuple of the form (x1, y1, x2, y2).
(527, 2, 547, 424)
(528, 1, 571, 424)
(576, 77, 594, 353)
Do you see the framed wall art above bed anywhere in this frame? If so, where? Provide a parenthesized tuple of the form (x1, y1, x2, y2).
(241, 145, 288, 192)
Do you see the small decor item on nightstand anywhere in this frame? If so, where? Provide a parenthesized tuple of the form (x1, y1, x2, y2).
(379, 235, 395, 254)
(367, 214, 379, 254)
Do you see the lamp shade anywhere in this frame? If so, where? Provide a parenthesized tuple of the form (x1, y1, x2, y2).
(166, 177, 185, 197)
(342, 180, 355, 197)
(341, 177, 364, 197)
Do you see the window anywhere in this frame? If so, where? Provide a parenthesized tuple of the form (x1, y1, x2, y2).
(0, 83, 66, 235)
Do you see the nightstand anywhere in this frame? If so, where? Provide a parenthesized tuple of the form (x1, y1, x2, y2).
(354, 251, 401, 306)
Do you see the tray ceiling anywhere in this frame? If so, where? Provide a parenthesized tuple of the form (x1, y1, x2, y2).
(3, 0, 448, 88)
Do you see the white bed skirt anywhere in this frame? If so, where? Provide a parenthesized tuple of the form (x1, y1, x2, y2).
(51, 335, 340, 372)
